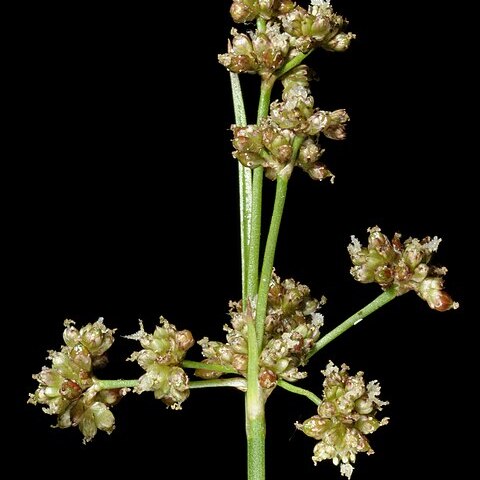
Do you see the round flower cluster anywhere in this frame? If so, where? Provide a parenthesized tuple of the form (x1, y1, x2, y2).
(196, 273, 324, 386)
(28, 318, 125, 443)
(126, 318, 195, 409)
(296, 361, 389, 479)
(221, 1, 354, 182)
(348, 226, 459, 311)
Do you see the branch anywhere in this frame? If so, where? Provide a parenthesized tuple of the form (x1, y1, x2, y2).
(190, 378, 247, 391)
(307, 287, 398, 359)
(277, 379, 322, 405)
(181, 360, 237, 374)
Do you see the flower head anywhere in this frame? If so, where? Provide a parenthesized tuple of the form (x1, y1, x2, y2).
(296, 362, 389, 479)
(348, 226, 459, 311)
(126, 318, 194, 409)
(197, 273, 325, 385)
(28, 318, 125, 443)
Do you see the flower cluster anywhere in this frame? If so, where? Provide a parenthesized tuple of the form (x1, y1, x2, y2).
(223, 0, 354, 70)
(28, 318, 125, 443)
(348, 226, 459, 311)
(231, 66, 349, 181)
(126, 318, 195, 409)
(196, 273, 324, 386)
(230, 0, 295, 24)
(282, 0, 355, 53)
(222, 1, 353, 182)
(296, 362, 389, 479)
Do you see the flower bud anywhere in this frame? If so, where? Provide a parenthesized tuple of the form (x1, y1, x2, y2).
(230, 0, 257, 23)
(297, 415, 332, 440)
(417, 277, 459, 311)
(355, 415, 386, 435)
(259, 368, 277, 389)
(324, 32, 356, 52)
(232, 353, 248, 374)
(69, 344, 92, 372)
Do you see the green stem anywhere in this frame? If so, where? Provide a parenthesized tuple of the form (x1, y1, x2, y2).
(276, 50, 314, 78)
(247, 409, 266, 480)
(246, 79, 275, 300)
(189, 378, 247, 390)
(307, 287, 398, 359)
(181, 360, 237, 374)
(95, 378, 247, 391)
(247, 168, 263, 299)
(244, 77, 276, 480)
(230, 72, 252, 303)
(255, 136, 304, 348)
(245, 307, 265, 480)
(277, 379, 321, 406)
(95, 379, 138, 390)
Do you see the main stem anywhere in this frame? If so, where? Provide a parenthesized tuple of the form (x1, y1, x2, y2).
(244, 30, 275, 476)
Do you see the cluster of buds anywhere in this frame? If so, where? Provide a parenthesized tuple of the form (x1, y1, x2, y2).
(224, 1, 354, 64)
(296, 362, 389, 479)
(219, 23, 290, 78)
(126, 318, 195, 409)
(197, 273, 325, 387)
(223, 1, 354, 182)
(348, 226, 459, 311)
(281, 0, 355, 53)
(230, 0, 295, 24)
(28, 318, 125, 443)
(231, 66, 349, 180)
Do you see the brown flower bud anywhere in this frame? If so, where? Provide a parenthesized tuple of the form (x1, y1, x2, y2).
(230, 0, 257, 23)
(259, 368, 277, 389)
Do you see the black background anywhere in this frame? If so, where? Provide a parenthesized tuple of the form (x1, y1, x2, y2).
(11, 1, 471, 477)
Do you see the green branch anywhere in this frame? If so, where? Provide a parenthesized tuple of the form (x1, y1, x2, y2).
(190, 378, 247, 390)
(247, 168, 264, 299)
(255, 136, 304, 348)
(276, 50, 314, 78)
(95, 377, 247, 391)
(277, 379, 321, 406)
(307, 287, 398, 359)
(230, 72, 252, 303)
(246, 80, 275, 300)
(181, 360, 237, 374)
(95, 379, 138, 390)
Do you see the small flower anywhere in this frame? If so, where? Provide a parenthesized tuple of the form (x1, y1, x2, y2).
(348, 226, 459, 311)
(296, 362, 389, 479)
